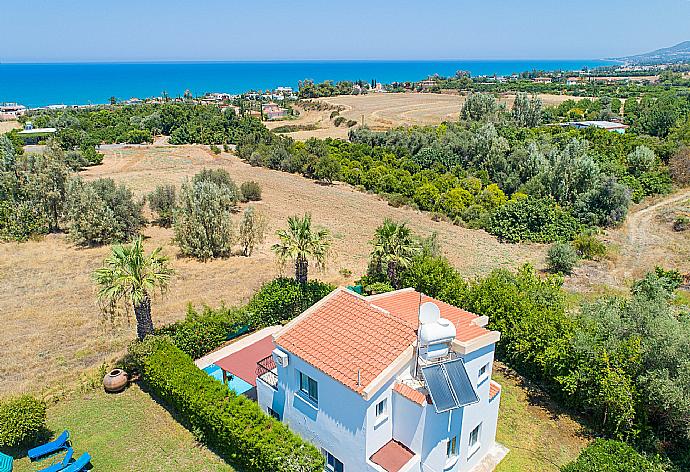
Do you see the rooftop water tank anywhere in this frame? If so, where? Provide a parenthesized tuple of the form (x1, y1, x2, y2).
(418, 302, 456, 361)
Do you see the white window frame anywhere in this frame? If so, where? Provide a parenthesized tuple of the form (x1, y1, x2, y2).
(446, 435, 458, 458)
(374, 398, 388, 427)
(468, 423, 482, 460)
(322, 448, 344, 472)
(477, 363, 489, 386)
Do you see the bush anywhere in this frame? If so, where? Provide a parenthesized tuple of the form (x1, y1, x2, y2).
(239, 181, 262, 202)
(193, 168, 239, 201)
(573, 231, 607, 260)
(364, 282, 394, 295)
(673, 216, 689, 232)
(386, 193, 409, 208)
(140, 339, 323, 472)
(669, 146, 690, 186)
(487, 197, 581, 243)
(333, 116, 347, 127)
(246, 278, 334, 328)
(561, 439, 664, 472)
(147, 184, 177, 227)
(209, 144, 221, 155)
(0, 200, 48, 242)
(66, 177, 145, 245)
(174, 178, 236, 260)
(547, 242, 579, 274)
(346, 120, 358, 128)
(238, 206, 266, 256)
(155, 305, 248, 359)
(0, 395, 47, 447)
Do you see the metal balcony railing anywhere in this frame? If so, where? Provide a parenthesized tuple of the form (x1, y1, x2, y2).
(256, 355, 278, 390)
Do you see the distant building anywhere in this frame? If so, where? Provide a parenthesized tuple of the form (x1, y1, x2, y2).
(566, 77, 586, 85)
(532, 77, 552, 84)
(418, 79, 437, 90)
(261, 102, 288, 120)
(565, 120, 629, 134)
(17, 122, 57, 143)
(0, 103, 27, 121)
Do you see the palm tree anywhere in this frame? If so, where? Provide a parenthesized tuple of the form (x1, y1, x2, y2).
(94, 237, 174, 340)
(371, 219, 421, 289)
(272, 214, 332, 284)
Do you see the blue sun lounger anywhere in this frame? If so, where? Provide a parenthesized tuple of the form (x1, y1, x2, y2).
(60, 452, 91, 472)
(38, 448, 73, 472)
(0, 451, 13, 472)
(28, 431, 70, 461)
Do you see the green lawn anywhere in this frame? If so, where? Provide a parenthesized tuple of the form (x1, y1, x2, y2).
(12, 384, 233, 472)
(494, 365, 589, 472)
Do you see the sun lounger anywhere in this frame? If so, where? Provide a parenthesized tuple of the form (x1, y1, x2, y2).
(38, 448, 73, 472)
(27, 430, 70, 461)
(0, 451, 13, 472)
(59, 452, 91, 472)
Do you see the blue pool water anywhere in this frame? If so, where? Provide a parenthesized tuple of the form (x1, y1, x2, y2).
(0, 59, 615, 107)
(202, 364, 254, 395)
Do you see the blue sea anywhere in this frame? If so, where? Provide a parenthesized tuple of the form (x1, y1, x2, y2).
(0, 60, 614, 108)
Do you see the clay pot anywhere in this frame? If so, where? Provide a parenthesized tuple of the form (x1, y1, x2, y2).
(103, 368, 128, 393)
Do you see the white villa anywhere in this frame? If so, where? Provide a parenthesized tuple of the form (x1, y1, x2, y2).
(256, 287, 506, 472)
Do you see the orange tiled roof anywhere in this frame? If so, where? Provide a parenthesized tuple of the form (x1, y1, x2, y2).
(275, 289, 416, 394)
(489, 380, 501, 400)
(393, 382, 427, 406)
(368, 289, 490, 342)
(276, 288, 491, 395)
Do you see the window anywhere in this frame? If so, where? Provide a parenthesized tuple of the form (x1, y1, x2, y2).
(446, 435, 458, 458)
(477, 363, 489, 385)
(322, 449, 344, 472)
(468, 423, 482, 459)
(375, 399, 387, 418)
(299, 371, 318, 404)
(267, 407, 280, 420)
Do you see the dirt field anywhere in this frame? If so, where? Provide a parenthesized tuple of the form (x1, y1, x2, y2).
(266, 92, 585, 140)
(0, 120, 21, 133)
(0, 145, 544, 396)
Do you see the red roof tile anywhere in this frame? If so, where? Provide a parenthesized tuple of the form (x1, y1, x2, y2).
(370, 440, 416, 472)
(489, 380, 501, 400)
(276, 288, 492, 395)
(393, 382, 427, 406)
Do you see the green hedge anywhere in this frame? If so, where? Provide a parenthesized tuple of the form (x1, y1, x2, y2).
(561, 439, 665, 472)
(0, 395, 47, 447)
(141, 338, 323, 472)
(246, 278, 335, 328)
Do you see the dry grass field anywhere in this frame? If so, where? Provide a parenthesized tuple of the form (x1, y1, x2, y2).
(0, 144, 544, 396)
(266, 92, 584, 140)
(0, 120, 21, 133)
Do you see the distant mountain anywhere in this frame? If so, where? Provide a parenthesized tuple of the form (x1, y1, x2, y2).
(616, 41, 690, 65)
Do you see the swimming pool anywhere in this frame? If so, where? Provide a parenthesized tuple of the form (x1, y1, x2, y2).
(202, 364, 254, 395)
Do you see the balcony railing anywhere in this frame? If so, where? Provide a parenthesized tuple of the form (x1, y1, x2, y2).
(256, 355, 278, 390)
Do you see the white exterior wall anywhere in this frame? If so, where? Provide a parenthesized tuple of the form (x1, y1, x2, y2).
(257, 343, 499, 472)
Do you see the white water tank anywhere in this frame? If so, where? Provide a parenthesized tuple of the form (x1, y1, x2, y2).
(418, 302, 456, 361)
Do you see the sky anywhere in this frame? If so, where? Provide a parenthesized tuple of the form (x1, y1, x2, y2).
(2, 0, 690, 63)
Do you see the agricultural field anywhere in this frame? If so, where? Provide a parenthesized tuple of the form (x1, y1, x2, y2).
(0, 144, 544, 396)
(266, 92, 587, 140)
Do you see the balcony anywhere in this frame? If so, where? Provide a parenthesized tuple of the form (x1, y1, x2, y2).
(256, 355, 278, 390)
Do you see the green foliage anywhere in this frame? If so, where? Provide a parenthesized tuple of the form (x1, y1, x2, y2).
(272, 214, 332, 283)
(369, 219, 421, 288)
(547, 242, 579, 274)
(246, 277, 334, 328)
(0, 395, 47, 447)
(238, 206, 266, 256)
(461, 93, 500, 121)
(573, 231, 607, 260)
(0, 200, 48, 241)
(209, 144, 221, 155)
(487, 197, 582, 242)
(314, 154, 341, 183)
(155, 305, 249, 359)
(364, 281, 394, 295)
(239, 180, 262, 202)
(66, 177, 145, 245)
(147, 184, 177, 227)
(140, 339, 324, 472)
(561, 439, 665, 472)
(192, 168, 239, 201)
(174, 177, 236, 260)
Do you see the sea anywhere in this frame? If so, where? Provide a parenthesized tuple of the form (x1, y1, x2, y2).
(0, 59, 614, 108)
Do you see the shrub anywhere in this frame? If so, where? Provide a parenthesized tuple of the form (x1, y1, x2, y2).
(673, 216, 689, 232)
(155, 305, 248, 359)
(314, 155, 341, 183)
(239, 181, 262, 202)
(140, 339, 323, 472)
(547, 242, 579, 275)
(346, 120, 358, 128)
(561, 439, 664, 472)
(147, 184, 177, 227)
(238, 206, 266, 256)
(174, 178, 236, 260)
(669, 146, 690, 186)
(0, 200, 48, 242)
(333, 116, 347, 127)
(209, 144, 221, 155)
(192, 168, 239, 201)
(573, 231, 607, 260)
(246, 278, 334, 328)
(364, 282, 394, 295)
(487, 197, 581, 243)
(386, 193, 409, 208)
(0, 395, 47, 447)
(66, 177, 145, 245)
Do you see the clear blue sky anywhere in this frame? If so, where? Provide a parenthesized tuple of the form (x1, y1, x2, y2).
(2, 0, 689, 62)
